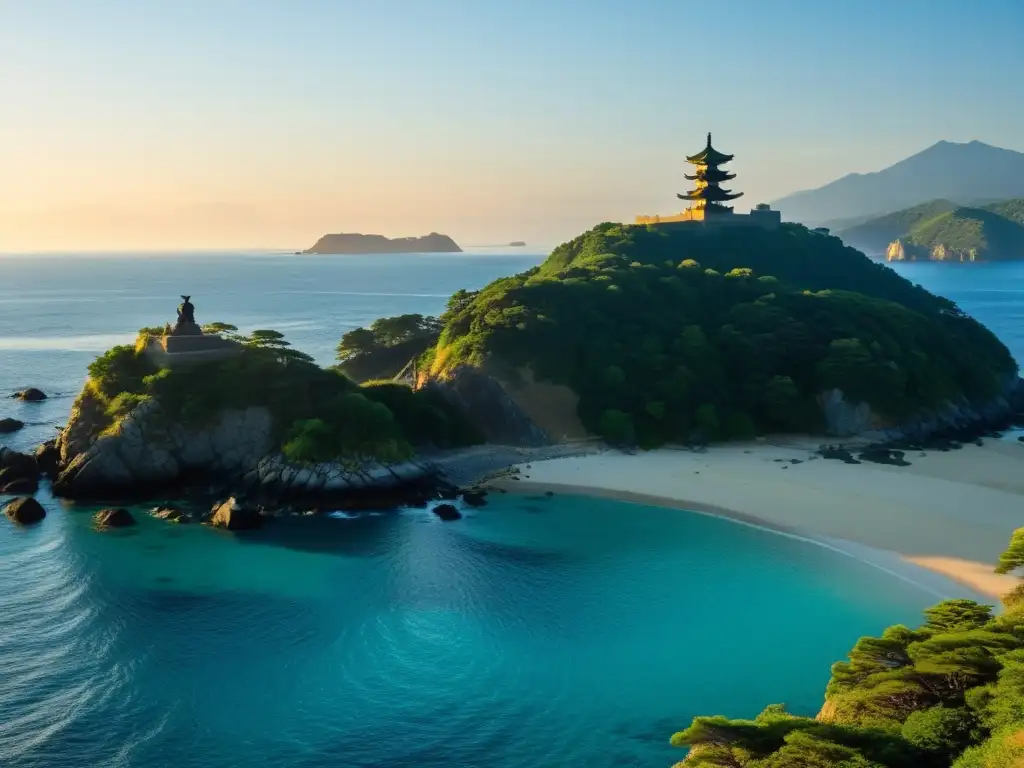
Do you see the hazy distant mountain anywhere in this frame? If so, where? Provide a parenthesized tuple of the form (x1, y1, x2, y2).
(772, 141, 1024, 225)
(304, 232, 462, 255)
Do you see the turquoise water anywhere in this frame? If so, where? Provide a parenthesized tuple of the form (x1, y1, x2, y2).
(1, 489, 942, 768)
(1, 252, 1023, 767)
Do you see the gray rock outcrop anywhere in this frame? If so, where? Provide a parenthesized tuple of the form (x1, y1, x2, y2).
(54, 393, 274, 497)
(53, 387, 443, 504)
(819, 376, 1021, 440)
(423, 365, 550, 446)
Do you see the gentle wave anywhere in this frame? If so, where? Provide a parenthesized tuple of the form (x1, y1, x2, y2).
(0, 333, 134, 351)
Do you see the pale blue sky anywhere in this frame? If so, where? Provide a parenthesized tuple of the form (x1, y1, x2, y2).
(1, 0, 1022, 249)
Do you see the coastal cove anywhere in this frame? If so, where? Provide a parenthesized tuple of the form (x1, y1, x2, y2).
(3, 250, 1024, 767)
(0, 486, 953, 768)
(491, 440, 1022, 600)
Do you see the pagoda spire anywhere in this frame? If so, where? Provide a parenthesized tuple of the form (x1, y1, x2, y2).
(678, 132, 743, 214)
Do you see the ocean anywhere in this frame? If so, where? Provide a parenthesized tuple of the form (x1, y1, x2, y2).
(1, 251, 1023, 768)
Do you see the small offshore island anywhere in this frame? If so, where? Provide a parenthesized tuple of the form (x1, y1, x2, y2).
(5, 135, 1024, 768)
(303, 231, 462, 255)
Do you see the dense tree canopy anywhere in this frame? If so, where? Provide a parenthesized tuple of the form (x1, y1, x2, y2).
(86, 328, 480, 464)
(426, 223, 1015, 445)
(669, 532, 1024, 767)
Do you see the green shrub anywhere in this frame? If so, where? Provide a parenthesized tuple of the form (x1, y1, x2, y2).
(87, 345, 157, 400)
(598, 409, 634, 444)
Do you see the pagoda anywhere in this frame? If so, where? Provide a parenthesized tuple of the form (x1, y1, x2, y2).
(634, 133, 779, 229)
(678, 132, 743, 217)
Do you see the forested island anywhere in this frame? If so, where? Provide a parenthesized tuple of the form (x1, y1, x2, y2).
(343, 222, 1018, 446)
(303, 232, 462, 254)
(44, 320, 481, 505)
(836, 198, 1024, 261)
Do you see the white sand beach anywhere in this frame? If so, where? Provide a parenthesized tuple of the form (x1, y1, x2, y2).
(492, 438, 1024, 601)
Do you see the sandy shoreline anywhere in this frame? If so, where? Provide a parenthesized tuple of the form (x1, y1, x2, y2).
(484, 438, 1024, 601)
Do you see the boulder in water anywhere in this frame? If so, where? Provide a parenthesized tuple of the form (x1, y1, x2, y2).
(94, 508, 137, 529)
(431, 503, 462, 521)
(12, 388, 47, 402)
(0, 447, 40, 493)
(4, 497, 46, 525)
(0, 418, 24, 434)
(209, 497, 263, 530)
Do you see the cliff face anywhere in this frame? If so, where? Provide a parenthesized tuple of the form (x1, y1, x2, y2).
(420, 365, 553, 447)
(886, 238, 976, 262)
(53, 388, 434, 500)
(304, 232, 462, 255)
(819, 375, 1021, 441)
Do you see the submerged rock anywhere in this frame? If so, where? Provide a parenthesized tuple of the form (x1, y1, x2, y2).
(4, 497, 46, 525)
(94, 508, 137, 529)
(0, 476, 38, 494)
(461, 489, 488, 507)
(12, 388, 47, 402)
(209, 497, 263, 531)
(0, 418, 24, 434)
(151, 505, 192, 524)
(431, 503, 462, 521)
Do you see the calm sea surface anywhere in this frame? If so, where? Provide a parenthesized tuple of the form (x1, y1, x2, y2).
(0, 252, 1022, 768)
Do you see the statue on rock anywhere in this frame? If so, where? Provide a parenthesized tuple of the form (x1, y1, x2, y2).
(173, 295, 202, 336)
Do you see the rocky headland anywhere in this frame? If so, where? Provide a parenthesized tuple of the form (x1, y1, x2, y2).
(303, 232, 462, 255)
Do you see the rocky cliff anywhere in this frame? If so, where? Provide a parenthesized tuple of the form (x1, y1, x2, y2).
(885, 238, 976, 263)
(304, 232, 462, 255)
(53, 388, 437, 502)
(819, 374, 1023, 441)
(419, 365, 553, 447)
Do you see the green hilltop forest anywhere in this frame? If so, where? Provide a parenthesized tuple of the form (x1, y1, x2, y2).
(85, 325, 480, 465)
(353, 222, 1015, 446)
(669, 529, 1024, 768)
(838, 198, 1024, 259)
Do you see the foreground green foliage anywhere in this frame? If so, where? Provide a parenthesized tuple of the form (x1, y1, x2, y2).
(86, 330, 480, 463)
(335, 313, 442, 382)
(670, 534, 1024, 767)
(430, 223, 1014, 445)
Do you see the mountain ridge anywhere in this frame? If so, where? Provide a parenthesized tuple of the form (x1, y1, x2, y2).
(772, 140, 1024, 225)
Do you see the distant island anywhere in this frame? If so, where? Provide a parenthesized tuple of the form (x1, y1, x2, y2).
(834, 197, 1024, 261)
(508, 241, 526, 247)
(303, 232, 462, 255)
